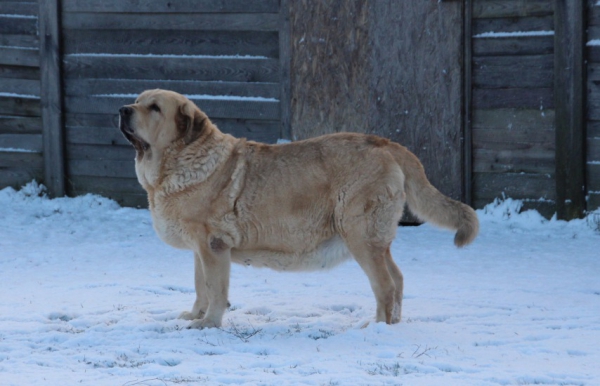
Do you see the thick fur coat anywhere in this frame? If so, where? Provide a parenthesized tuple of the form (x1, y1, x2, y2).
(119, 89, 479, 328)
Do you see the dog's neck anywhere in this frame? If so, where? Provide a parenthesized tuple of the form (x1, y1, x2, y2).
(156, 125, 236, 196)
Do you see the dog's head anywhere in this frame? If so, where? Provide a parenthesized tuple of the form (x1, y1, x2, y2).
(119, 89, 209, 159)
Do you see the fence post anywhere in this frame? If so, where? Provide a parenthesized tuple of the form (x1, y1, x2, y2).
(279, 0, 292, 140)
(463, 0, 473, 206)
(38, 0, 65, 197)
(554, 0, 585, 219)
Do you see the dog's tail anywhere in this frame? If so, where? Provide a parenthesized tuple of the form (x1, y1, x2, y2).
(387, 142, 479, 247)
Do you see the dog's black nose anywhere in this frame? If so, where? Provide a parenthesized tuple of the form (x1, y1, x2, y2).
(119, 106, 133, 117)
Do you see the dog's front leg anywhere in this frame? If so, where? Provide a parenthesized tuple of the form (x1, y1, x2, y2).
(179, 252, 209, 321)
(188, 236, 231, 329)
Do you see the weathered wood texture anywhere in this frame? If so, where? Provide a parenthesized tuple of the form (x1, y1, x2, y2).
(555, 0, 585, 219)
(0, 1, 42, 190)
(279, 0, 291, 140)
(39, 0, 66, 197)
(471, 0, 557, 215)
(464, 0, 473, 205)
(587, 1, 600, 210)
(0, 1, 285, 207)
(58, 1, 282, 206)
(372, 1, 464, 201)
(290, 0, 464, 201)
(289, 1, 371, 138)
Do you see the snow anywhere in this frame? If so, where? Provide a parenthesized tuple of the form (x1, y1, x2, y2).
(94, 94, 279, 103)
(0, 148, 38, 153)
(0, 14, 37, 20)
(0, 92, 40, 99)
(69, 53, 270, 60)
(1, 182, 599, 386)
(0, 45, 37, 51)
(473, 31, 554, 38)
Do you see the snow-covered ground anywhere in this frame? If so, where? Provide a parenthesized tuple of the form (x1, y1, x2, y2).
(1, 182, 599, 386)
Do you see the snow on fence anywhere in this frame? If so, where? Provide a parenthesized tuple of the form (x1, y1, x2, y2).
(0, 0, 285, 207)
(0, 0, 597, 215)
(587, 0, 600, 210)
(470, 0, 558, 217)
(61, 0, 283, 207)
(0, 1, 42, 190)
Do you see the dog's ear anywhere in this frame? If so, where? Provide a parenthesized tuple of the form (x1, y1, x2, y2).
(177, 101, 208, 145)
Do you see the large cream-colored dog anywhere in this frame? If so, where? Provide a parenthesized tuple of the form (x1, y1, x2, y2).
(119, 89, 479, 329)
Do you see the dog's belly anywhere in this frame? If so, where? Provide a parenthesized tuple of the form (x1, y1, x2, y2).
(231, 235, 353, 271)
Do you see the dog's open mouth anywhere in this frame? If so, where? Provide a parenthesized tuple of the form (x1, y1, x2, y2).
(119, 120, 149, 152)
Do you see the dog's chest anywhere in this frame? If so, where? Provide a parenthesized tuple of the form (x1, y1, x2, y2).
(151, 211, 189, 249)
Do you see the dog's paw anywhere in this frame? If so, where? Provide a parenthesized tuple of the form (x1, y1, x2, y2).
(178, 310, 204, 320)
(187, 318, 221, 330)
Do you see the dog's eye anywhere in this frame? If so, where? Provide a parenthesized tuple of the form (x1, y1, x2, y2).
(149, 103, 161, 113)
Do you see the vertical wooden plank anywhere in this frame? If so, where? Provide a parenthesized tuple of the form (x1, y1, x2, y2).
(554, 0, 585, 219)
(463, 0, 473, 206)
(39, 0, 65, 196)
(370, 1, 464, 201)
(289, 0, 371, 140)
(279, 0, 291, 140)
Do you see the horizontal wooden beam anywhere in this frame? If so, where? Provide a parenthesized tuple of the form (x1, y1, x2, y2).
(473, 172, 556, 200)
(473, 0, 553, 19)
(0, 78, 40, 97)
(473, 148, 555, 174)
(64, 96, 280, 120)
(65, 119, 281, 146)
(0, 33, 39, 49)
(62, 0, 279, 13)
(473, 54, 553, 88)
(0, 46, 39, 67)
(473, 36, 553, 56)
(63, 56, 280, 83)
(67, 158, 136, 179)
(0, 16, 37, 35)
(62, 13, 279, 31)
(0, 150, 43, 169)
(0, 95, 41, 117)
(64, 79, 279, 99)
(0, 115, 42, 134)
(587, 163, 600, 191)
(473, 108, 555, 131)
(62, 29, 278, 58)
(473, 15, 554, 35)
(0, 133, 43, 152)
(473, 88, 554, 109)
(0, 167, 43, 189)
(0, 2, 39, 16)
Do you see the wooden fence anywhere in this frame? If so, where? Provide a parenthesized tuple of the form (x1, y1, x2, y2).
(470, 0, 557, 216)
(0, 0, 284, 207)
(0, 0, 598, 216)
(0, 1, 43, 189)
(587, 0, 600, 211)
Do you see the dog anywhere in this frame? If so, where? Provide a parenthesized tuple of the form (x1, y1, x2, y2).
(119, 89, 479, 329)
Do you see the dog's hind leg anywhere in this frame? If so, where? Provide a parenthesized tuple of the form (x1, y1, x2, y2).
(385, 248, 403, 323)
(179, 252, 209, 321)
(345, 239, 397, 324)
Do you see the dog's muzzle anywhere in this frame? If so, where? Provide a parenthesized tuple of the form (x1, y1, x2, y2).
(118, 106, 148, 152)
(119, 106, 134, 134)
